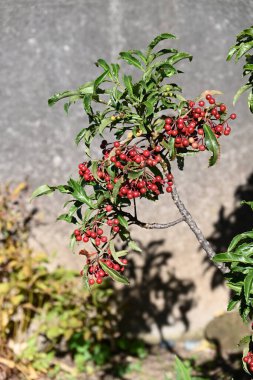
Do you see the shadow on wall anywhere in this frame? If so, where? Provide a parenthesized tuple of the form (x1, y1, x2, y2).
(205, 172, 253, 289)
(115, 239, 196, 344)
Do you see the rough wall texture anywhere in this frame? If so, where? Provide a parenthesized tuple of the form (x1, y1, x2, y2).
(1, 0, 253, 340)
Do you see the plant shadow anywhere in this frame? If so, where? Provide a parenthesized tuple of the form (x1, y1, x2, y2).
(204, 172, 253, 289)
(98, 239, 196, 379)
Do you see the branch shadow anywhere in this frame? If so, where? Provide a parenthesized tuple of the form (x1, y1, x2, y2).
(204, 172, 253, 289)
(99, 239, 196, 379)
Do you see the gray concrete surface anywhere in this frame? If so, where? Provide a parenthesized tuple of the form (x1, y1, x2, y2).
(1, 0, 253, 339)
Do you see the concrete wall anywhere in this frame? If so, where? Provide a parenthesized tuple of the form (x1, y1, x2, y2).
(1, 0, 253, 340)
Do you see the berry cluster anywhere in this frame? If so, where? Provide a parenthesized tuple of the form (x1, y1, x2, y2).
(73, 94, 236, 286)
(163, 94, 236, 151)
(243, 351, 253, 373)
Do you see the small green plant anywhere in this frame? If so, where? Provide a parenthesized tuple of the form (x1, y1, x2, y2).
(33, 33, 236, 290)
(165, 356, 208, 380)
(0, 183, 146, 378)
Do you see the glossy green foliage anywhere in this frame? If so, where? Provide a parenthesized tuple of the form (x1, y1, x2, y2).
(227, 26, 253, 112)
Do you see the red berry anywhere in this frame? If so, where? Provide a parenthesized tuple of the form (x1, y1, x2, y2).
(165, 117, 172, 124)
(74, 229, 80, 236)
(166, 187, 173, 193)
(89, 278, 95, 285)
(206, 94, 211, 100)
(105, 205, 113, 212)
(97, 228, 103, 236)
(114, 141, 120, 148)
(230, 113, 237, 120)
(96, 277, 103, 284)
(83, 236, 89, 243)
(113, 226, 120, 233)
(199, 145, 205, 151)
(198, 100, 205, 107)
(113, 264, 120, 271)
(209, 98, 215, 104)
(76, 235, 82, 241)
(220, 104, 226, 112)
(143, 150, 150, 158)
(154, 146, 161, 152)
(101, 236, 107, 243)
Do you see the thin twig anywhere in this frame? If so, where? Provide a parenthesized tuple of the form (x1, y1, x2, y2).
(171, 185, 229, 274)
(119, 209, 184, 229)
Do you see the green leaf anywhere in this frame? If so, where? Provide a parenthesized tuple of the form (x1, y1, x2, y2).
(112, 178, 123, 200)
(175, 356, 191, 380)
(241, 200, 253, 210)
(99, 261, 130, 285)
(148, 33, 176, 51)
(91, 160, 99, 180)
(227, 45, 238, 61)
(68, 178, 95, 208)
(153, 48, 178, 58)
(236, 41, 253, 61)
(123, 74, 134, 97)
(109, 241, 128, 266)
(83, 94, 93, 114)
(203, 124, 220, 167)
(228, 231, 253, 252)
(168, 52, 192, 65)
(161, 137, 176, 160)
(57, 213, 77, 224)
(31, 184, 55, 200)
(99, 118, 112, 134)
(111, 63, 120, 79)
(238, 335, 251, 347)
(48, 90, 81, 107)
(96, 58, 111, 73)
(128, 170, 143, 179)
(128, 240, 142, 253)
(227, 298, 239, 311)
(213, 252, 253, 264)
(233, 83, 252, 105)
(118, 215, 129, 229)
(128, 49, 147, 63)
(94, 70, 109, 91)
(244, 271, 253, 302)
(75, 128, 86, 145)
(248, 90, 253, 113)
(119, 52, 144, 71)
